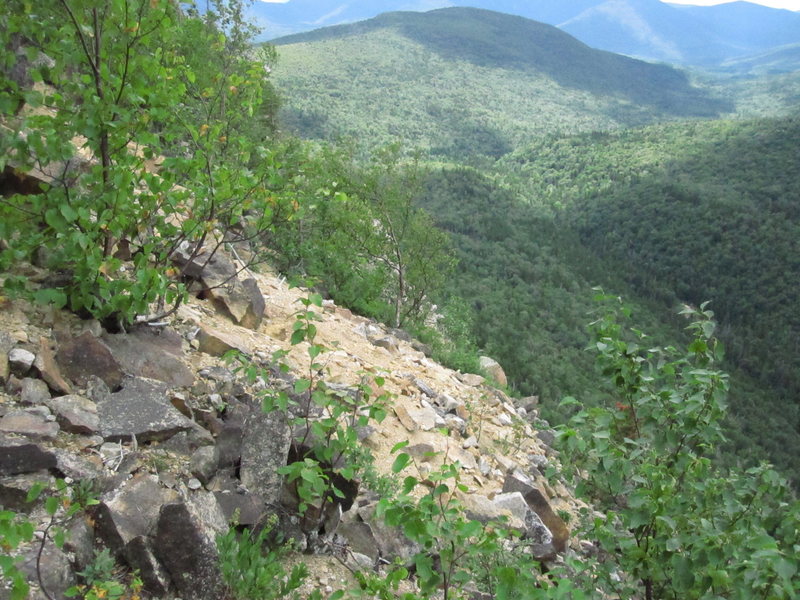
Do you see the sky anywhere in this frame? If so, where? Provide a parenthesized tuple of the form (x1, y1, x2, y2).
(255, 0, 800, 8)
(669, 0, 800, 8)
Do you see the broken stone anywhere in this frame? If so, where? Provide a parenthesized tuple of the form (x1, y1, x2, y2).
(372, 336, 399, 353)
(457, 372, 485, 387)
(214, 490, 265, 526)
(414, 378, 437, 398)
(0, 434, 58, 475)
(190, 446, 218, 485)
(55, 331, 124, 390)
(197, 325, 252, 357)
(394, 403, 438, 432)
(173, 245, 266, 330)
(20, 377, 51, 405)
(155, 493, 228, 600)
(45, 394, 99, 435)
(0, 410, 59, 440)
(34, 338, 71, 394)
(0, 350, 8, 385)
(126, 536, 172, 597)
(0, 472, 54, 510)
(102, 328, 194, 387)
(503, 471, 570, 554)
(97, 377, 197, 443)
(8, 348, 36, 376)
(18, 542, 76, 600)
(94, 473, 179, 557)
(239, 408, 291, 505)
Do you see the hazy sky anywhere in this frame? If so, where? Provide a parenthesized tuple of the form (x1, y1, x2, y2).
(256, 0, 800, 9)
(669, 0, 800, 9)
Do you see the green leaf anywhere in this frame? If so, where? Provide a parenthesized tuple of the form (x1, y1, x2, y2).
(390, 440, 410, 453)
(392, 453, 411, 474)
(294, 379, 312, 394)
(59, 204, 78, 222)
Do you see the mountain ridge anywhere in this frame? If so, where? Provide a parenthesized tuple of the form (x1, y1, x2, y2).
(271, 7, 730, 155)
(251, 0, 800, 71)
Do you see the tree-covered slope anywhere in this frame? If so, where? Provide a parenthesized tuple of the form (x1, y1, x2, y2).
(493, 117, 800, 477)
(270, 8, 730, 158)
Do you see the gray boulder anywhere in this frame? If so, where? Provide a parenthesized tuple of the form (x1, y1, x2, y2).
(155, 492, 228, 600)
(0, 434, 57, 475)
(102, 328, 194, 387)
(55, 331, 124, 390)
(97, 377, 198, 443)
(239, 408, 291, 505)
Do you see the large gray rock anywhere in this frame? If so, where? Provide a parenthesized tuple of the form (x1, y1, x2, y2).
(18, 543, 76, 600)
(8, 348, 36, 376)
(0, 472, 54, 510)
(173, 246, 265, 331)
(55, 331, 124, 390)
(0, 410, 59, 440)
(492, 491, 556, 559)
(394, 403, 438, 432)
(102, 328, 194, 387)
(20, 378, 51, 405)
(95, 473, 179, 553)
(45, 395, 99, 435)
(97, 377, 197, 443)
(94, 474, 179, 596)
(479, 356, 508, 387)
(126, 536, 172, 597)
(197, 325, 252, 357)
(239, 408, 291, 505)
(502, 470, 570, 554)
(155, 492, 228, 600)
(0, 435, 58, 475)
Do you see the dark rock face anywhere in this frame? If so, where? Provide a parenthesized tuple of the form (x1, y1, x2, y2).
(102, 328, 195, 387)
(155, 493, 228, 600)
(214, 490, 265, 526)
(94, 474, 179, 555)
(239, 408, 291, 505)
(173, 245, 266, 331)
(502, 470, 570, 554)
(0, 472, 54, 510)
(97, 377, 197, 443)
(0, 435, 58, 475)
(55, 331, 124, 390)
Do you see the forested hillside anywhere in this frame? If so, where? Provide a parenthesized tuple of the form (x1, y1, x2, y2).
(3, 1, 799, 598)
(271, 8, 729, 158)
(265, 6, 800, 479)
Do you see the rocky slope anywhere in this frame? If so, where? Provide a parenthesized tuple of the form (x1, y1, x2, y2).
(0, 243, 585, 598)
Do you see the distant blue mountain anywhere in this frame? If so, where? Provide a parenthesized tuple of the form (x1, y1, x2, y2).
(248, 0, 800, 71)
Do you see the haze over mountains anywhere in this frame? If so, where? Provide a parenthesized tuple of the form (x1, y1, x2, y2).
(251, 0, 800, 70)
